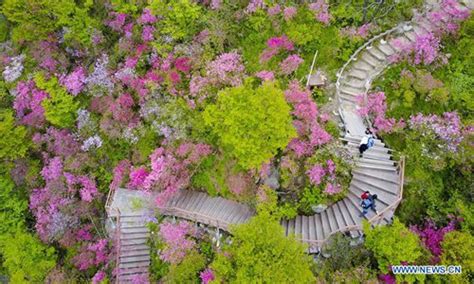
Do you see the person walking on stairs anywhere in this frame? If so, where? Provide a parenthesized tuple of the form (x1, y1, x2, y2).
(359, 191, 378, 217)
(359, 128, 375, 157)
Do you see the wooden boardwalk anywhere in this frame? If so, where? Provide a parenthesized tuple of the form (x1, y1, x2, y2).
(106, 1, 473, 282)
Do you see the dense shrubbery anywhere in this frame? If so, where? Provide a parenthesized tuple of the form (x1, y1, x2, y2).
(0, 0, 471, 282)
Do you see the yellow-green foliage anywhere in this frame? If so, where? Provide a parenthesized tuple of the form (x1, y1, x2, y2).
(203, 81, 296, 170)
(2, 0, 97, 45)
(148, 0, 202, 41)
(0, 230, 56, 283)
(35, 73, 79, 128)
(0, 109, 29, 160)
(164, 251, 206, 284)
(210, 202, 315, 283)
(437, 230, 474, 283)
(364, 218, 425, 283)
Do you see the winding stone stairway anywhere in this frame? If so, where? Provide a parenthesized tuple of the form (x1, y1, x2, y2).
(106, 1, 472, 282)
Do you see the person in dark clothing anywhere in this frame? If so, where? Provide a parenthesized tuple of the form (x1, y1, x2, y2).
(359, 128, 374, 157)
(359, 192, 378, 217)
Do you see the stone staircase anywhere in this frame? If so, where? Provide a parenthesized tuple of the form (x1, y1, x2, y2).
(116, 214, 150, 283)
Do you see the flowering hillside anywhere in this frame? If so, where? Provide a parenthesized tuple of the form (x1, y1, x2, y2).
(0, 0, 472, 283)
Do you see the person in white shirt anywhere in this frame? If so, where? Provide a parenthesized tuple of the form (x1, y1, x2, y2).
(359, 128, 374, 157)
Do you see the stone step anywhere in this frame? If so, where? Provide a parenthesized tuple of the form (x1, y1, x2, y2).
(342, 135, 384, 146)
(314, 214, 324, 241)
(350, 181, 396, 207)
(118, 267, 149, 276)
(347, 69, 369, 81)
(343, 78, 366, 89)
(301, 215, 310, 241)
(335, 200, 356, 228)
(120, 238, 147, 246)
(353, 168, 399, 184)
(295, 215, 302, 238)
(361, 52, 382, 67)
(412, 24, 430, 36)
(340, 87, 364, 97)
(120, 226, 149, 234)
(120, 243, 149, 252)
(121, 232, 149, 240)
(349, 149, 392, 161)
(342, 198, 363, 226)
(119, 260, 150, 270)
(347, 192, 377, 220)
(403, 31, 417, 42)
(352, 175, 399, 196)
(120, 255, 150, 264)
(352, 60, 375, 72)
(330, 205, 346, 232)
(320, 210, 331, 239)
(340, 94, 358, 103)
(118, 272, 148, 282)
(366, 46, 387, 61)
(356, 162, 397, 172)
(120, 248, 150, 258)
(346, 141, 391, 153)
(377, 40, 396, 56)
(359, 157, 395, 167)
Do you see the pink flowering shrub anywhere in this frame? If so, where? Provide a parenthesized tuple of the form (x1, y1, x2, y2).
(73, 239, 110, 271)
(255, 70, 274, 81)
(410, 219, 456, 263)
(267, 4, 281, 16)
(307, 159, 343, 196)
(30, 155, 100, 243)
(110, 160, 131, 190)
(283, 6, 297, 21)
(128, 167, 149, 189)
(245, 0, 265, 14)
(260, 35, 294, 63)
(33, 127, 81, 157)
(206, 52, 245, 86)
(309, 0, 331, 25)
(159, 221, 197, 264)
(142, 25, 155, 42)
(142, 143, 212, 206)
(340, 23, 377, 40)
(392, 33, 441, 65)
(357, 92, 405, 133)
(279, 54, 304, 75)
(139, 9, 157, 24)
(14, 80, 48, 127)
(284, 81, 331, 157)
(60, 67, 86, 96)
(409, 112, 464, 153)
(200, 268, 215, 284)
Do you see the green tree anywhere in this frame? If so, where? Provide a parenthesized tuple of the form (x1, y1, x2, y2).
(0, 110, 29, 160)
(436, 230, 474, 283)
(164, 251, 206, 284)
(0, 170, 28, 235)
(203, 81, 296, 169)
(149, 0, 202, 41)
(0, 230, 56, 283)
(2, 0, 97, 45)
(363, 218, 425, 283)
(210, 189, 314, 283)
(35, 73, 79, 128)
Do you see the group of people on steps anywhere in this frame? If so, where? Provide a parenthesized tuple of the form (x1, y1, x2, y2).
(358, 128, 378, 217)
